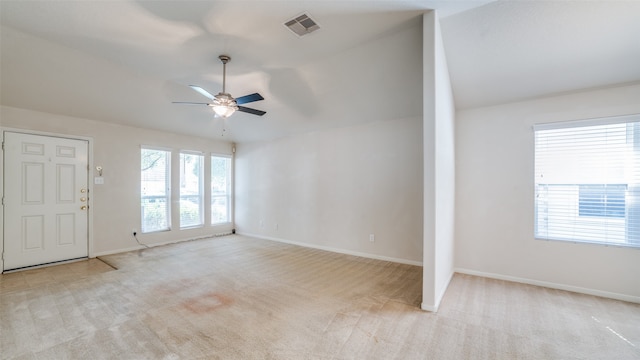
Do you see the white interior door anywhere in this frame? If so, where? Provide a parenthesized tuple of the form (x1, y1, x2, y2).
(3, 132, 89, 270)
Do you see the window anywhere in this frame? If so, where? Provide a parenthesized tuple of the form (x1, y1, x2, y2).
(180, 152, 204, 228)
(534, 116, 640, 247)
(578, 184, 626, 218)
(141, 148, 170, 233)
(211, 155, 231, 224)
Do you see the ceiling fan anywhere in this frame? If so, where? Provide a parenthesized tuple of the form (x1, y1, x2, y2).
(173, 55, 266, 118)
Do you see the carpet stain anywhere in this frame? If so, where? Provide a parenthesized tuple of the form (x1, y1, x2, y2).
(183, 293, 233, 314)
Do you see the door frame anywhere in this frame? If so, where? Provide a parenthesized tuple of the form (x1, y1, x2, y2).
(1, 127, 95, 272)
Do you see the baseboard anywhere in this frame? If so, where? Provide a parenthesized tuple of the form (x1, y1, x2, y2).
(92, 233, 226, 258)
(238, 232, 423, 267)
(455, 268, 640, 304)
(93, 246, 144, 257)
(420, 269, 455, 313)
(435, 270, 455, 311)
(421, 302, 438, 312)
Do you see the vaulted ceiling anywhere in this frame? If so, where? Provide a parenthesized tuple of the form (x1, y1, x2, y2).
(1, 1, 639, 142)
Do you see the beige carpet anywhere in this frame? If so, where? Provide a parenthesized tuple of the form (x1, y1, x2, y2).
(1, 235, 639, 359)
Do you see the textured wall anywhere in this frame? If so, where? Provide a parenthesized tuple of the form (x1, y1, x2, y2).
(422, 11, 456, 312)
(234, 20, 425, 265)
(235, 116, 424, 264)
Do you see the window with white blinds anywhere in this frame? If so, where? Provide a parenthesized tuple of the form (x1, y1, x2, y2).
(534, 115, 640, 248)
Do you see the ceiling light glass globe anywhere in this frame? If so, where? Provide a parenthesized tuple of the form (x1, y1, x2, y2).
(213, 105, 236, 118)
(212, 93, 238, 118)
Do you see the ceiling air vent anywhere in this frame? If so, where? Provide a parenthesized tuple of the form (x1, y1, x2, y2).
(284, 13, 320, 37)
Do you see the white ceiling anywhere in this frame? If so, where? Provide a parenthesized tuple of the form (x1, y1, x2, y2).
(440, 1, 640, 109)
(1, 0, 639, 142)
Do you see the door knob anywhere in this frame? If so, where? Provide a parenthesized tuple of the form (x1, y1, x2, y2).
(80, 189, 87, 193)
(80, 206, 87, 210)
(80, 197, 87, 202)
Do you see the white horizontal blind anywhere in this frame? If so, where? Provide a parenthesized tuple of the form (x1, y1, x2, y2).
(534, 116, 640, 247)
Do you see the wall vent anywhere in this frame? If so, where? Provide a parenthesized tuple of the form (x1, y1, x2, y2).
(284, 13, 320, 37)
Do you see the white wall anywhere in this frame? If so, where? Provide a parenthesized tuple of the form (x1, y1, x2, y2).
(1, 105, 233, 257)
(422, 11, 456, 312)
(234, 17, 425, 265)
(433, 12, 456, 309)
(235, 116, 423, 264)
(455, 83, 640, 302)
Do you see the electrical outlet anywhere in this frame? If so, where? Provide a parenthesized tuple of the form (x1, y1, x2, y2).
(275, 223, 279, 230)
(132, 229, 137, 236)
(369, 234, 375, 242)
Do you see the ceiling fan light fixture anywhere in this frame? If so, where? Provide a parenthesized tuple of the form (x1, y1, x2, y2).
(211, 92, 238, 118)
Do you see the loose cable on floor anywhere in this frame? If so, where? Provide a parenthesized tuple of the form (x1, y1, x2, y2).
(133, 232, 149, 248)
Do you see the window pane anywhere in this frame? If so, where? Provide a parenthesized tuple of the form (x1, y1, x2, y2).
(141, 148, 170, 233)
(534, 119, 640, 247)
(211, 196, 228, 224)
(578, 184, 626, 218)
(180, 152, 203, 227)
(211, 156, 231, 224)
(141, 197, 169, 233)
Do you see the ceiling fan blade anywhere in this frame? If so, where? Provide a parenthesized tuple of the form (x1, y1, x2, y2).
(235, 93, 264, 105)
(172, 101, 211, 105)
(189, 85, 215, 100)
(237, 106, 266, 116)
